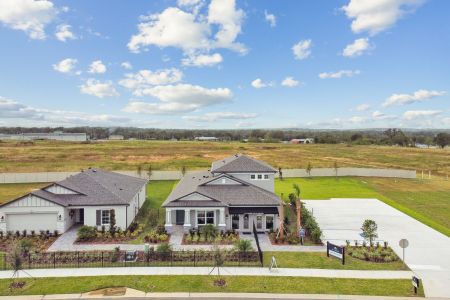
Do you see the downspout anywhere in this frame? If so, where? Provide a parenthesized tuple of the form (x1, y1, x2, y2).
(126, 205, 128, 230)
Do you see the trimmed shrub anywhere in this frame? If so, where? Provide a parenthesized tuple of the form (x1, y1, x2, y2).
(233, 239, 253, 252)
(77, 226, 97, 241)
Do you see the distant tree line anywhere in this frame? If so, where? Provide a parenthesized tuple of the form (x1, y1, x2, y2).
(0, 127, 448, 148)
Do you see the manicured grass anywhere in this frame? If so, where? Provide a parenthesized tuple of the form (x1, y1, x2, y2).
(264, 251, 407, 270)
(0, 140, 448, 176)
(0, 275, 424, 297)
(128, 180, 177, 244)
(0, 183, 49, 204)
(275, 177, 450, 237)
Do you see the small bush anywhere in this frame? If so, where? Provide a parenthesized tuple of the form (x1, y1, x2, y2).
(234, 239, 253, 252)
(310, 227, 322, 243)
(156, 242, 172, 254)
(77, 226, 97, 241)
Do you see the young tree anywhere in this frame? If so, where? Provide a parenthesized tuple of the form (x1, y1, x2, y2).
(147, 165, 153, 180)
(136, 165, 142, 177)
(333, 161, 338, 178)
(361, 219, 378, 246)
(278, 167, 283, 181)
(306, 162, 312, 177)
(181, 165, 186, 177)
(293, 183, 302, 232)
(109, 210, 116, 236)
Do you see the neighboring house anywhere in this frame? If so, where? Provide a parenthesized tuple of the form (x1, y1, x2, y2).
(109, 135, 124, 140)
(194, 136, 219, 141)
(0, 131, 88, 142)
(290, 138, 314, 144)
(0, 169, 147, 234)
(162, 154, 282, 233)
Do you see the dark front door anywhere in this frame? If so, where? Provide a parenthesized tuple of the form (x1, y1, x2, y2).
(79, 209, 84, 224)
(176, 210, 185, 225)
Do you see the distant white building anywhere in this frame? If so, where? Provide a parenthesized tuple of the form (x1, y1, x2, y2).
(290, 138, 314, 144)
(109, 135, 124, 140)
(0, 132, 87, 142)
(195, 136, 219, 141)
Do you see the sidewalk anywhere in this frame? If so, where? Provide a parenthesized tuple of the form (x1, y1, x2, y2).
(0, 291, 430, 300)
(0, 266, 413, 280)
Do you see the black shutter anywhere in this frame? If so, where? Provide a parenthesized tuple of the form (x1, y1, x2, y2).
(96, 210, 101, 225)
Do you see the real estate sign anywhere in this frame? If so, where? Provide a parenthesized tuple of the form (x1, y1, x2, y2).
(327, 241, 345, 265)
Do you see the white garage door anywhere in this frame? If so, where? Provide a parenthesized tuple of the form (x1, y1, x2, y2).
(7, 213, 57, 232)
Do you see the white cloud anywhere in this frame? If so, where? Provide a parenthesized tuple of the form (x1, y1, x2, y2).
(183, 111, 257, 122)
(281, 77, 300, 87)
(119, 68, 183, 91)
(88, 60, 107, 74)
(177, 0, 202, 7)
(355, 103, 370, 111)
(372, 110, 397, 120)
(55, 24, 76, 42)
(124, 83, 233, 114)
(128, 0, 246, 57)
(343, 38, 371, 57)
(251, 78, 274, 89)
(0, 0, 57, 39)
(342, 0, 425, 35)
(264, 10, 276, 27)
(0, 96, 129, 126)
(80, 79, 119, 98)
(121, 62, 132, 70)
(235, 121, 255, 128)
(383, 89, 446, 107)
(349, 116, 366, 124)
(403, 110, 442, 120)
(181, 53, 223, 67)
(292, 39, 312, 60)
(319, 70, 360, 79)
(52, 58, 77, 74)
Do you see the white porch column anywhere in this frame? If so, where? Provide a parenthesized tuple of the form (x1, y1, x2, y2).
(218, 208, 226, 228)
(165, 208, 173, 233)
(183, 209, 191, 231)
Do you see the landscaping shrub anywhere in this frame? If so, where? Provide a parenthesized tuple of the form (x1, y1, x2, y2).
(77, 226, 97, 241)
(233, 239, 253, 252)
(287, 233, 300, 245)
(347, 245, 399, 263)
(156, 243, 172, 254)
(200, 224, 218, 241)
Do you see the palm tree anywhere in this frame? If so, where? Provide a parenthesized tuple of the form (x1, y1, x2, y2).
(293, 183, 302, 232)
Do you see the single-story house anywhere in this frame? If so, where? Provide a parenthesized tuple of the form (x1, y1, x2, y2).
(162, 154, 282, 233)
(0, 169, 147, 234)
(290, 138, 314, 144)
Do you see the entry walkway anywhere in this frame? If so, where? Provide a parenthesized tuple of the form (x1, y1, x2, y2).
(0, 266, 413, 280)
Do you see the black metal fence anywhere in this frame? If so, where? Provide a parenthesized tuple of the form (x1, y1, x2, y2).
(252, 222, 264, 266)
(0, 250, 261, 270)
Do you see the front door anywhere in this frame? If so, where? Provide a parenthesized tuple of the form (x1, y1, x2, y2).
(243, 214, 249, 230)
(78, 209, 84, 224)
(176, 210, 185, 225)
(232, 215, 239, 230)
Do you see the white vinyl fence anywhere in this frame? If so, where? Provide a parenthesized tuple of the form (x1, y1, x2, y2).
(0, 168, 416, 183)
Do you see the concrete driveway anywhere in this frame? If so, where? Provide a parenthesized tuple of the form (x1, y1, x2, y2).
(303, 198, 450, 298)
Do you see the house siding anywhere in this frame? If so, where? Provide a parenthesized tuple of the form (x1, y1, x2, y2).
(225, 172, 275, 192)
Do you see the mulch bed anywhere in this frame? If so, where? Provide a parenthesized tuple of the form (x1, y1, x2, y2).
(181, 234, 238, 245)
(0, 236, 57, 252)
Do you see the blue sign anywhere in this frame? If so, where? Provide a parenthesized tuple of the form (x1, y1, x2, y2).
(299, 228, 306, 238)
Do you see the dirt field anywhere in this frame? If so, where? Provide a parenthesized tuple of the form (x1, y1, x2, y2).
(0, 140, 448, 175)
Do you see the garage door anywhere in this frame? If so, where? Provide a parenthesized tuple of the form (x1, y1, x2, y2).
(7, 213, 57, 232)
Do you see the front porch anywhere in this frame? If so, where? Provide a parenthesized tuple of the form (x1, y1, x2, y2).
(164, 207, 227, 233)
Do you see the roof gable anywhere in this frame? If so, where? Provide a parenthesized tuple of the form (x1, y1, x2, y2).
(178, 192, 216, 201)
(211, 154, 277, 173)
(202, 174, 245, 186)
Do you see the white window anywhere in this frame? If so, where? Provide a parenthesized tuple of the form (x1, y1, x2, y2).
(264, 174, 269, 179)
(101, 210, 111, 225)
(197, 210, 214, 225)
(251, 173, 269, 180)
(250, 174, 256, 179)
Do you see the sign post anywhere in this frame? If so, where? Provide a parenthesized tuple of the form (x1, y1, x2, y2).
(399, 239, 409, 268)
(412, 276, 420, 294)
(327, 241, 345, 265)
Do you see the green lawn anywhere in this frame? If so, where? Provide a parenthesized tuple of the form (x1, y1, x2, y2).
(264, 252, 407, 270)
(0, 275, 423, 297)
(275, 177, 450, 237)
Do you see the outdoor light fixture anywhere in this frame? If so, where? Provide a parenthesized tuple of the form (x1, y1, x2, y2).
(0, 216, 4, 222)
(58, 214, 62, 221)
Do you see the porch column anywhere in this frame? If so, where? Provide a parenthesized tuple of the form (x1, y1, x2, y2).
(218, 208, 226, 230)
(183, 208, 191, 231)
(165, 208, 173, 233)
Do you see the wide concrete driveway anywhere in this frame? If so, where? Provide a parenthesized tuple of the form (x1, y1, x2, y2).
(303, 198, 450, 299)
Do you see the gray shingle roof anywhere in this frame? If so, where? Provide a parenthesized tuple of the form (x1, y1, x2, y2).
(162, 171, 281, 208)
(211, 154, 277, 173)
(3, 169, 148, 207)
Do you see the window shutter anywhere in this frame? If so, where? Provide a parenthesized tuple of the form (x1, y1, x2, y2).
(96, 210, 101, 225)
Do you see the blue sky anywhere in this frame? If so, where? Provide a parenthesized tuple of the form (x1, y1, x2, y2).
(0, 0, 449, 129)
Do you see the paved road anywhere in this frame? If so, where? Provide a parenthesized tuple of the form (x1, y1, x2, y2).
(303, 198, 450, 299)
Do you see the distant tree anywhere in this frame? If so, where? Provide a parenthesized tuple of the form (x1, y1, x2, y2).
(278, 167, 283, 181)
(136, 165, 142, 177)
(350, 133, 363, 142)
(333, 161, 338, 178)
(435, 133, 450, 148)
(361, 219, 378, 246)
(181, 165, 186, 176)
